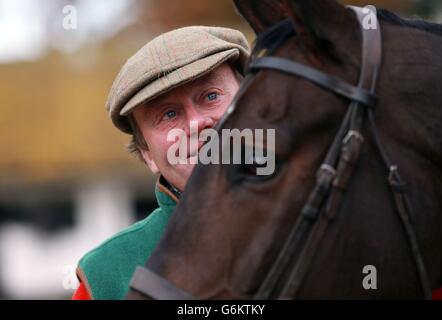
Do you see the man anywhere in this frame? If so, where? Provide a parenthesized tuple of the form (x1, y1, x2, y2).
(72, 26, 250, 300)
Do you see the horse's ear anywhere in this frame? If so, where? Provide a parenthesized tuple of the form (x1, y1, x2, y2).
(285, 0, 359, 61)
(233, 0, 288, 34)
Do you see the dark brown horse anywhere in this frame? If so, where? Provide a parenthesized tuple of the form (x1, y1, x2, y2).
(129, 0, 442, 299)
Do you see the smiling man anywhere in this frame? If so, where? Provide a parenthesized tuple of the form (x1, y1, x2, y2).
(72, 26, 250, 300)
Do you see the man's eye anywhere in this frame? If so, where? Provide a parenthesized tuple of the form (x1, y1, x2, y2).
(207, 92, 218, 101)
(162, 110, 177, 120)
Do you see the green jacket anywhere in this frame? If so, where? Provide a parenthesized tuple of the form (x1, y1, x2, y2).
(76, 177, 179, 300)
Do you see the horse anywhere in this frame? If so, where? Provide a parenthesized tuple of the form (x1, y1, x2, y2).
(128, 0, 442, 299)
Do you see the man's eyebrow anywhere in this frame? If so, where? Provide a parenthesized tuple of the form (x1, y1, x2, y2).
(137, 101, 165, 119)
(141, 94, 175, 112)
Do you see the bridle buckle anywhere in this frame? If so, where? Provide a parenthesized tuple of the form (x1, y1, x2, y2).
(342, 130, 364, 145)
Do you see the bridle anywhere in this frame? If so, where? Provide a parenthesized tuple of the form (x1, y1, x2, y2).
(128, 6, 432, 300)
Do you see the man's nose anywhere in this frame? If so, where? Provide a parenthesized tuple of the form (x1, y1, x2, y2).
(184, 106, 215, 135)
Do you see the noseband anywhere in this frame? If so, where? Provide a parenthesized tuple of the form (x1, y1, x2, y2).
(129, 6, 432, 300)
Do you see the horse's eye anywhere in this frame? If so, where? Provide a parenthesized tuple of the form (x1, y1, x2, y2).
(232, 149, 280, 184)
(240, 162, 269, 178)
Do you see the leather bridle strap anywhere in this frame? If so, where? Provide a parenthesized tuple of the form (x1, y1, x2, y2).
(367, 110, 433, 299)
(129, 266, 196, 300)
(249, 57, 378, 108)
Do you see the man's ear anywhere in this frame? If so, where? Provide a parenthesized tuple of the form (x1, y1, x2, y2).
(233, 0, 288, 34)
(140, 149, 160, 175)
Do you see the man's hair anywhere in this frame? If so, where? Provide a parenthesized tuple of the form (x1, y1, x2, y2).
(127, 114, 149, 163)
(127, 62, 243, 162)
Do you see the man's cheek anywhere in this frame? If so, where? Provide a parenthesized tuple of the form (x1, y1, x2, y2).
(164, 138, 186, 166)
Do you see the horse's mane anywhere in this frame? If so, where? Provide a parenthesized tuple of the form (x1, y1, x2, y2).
(378, 9, 442, 37)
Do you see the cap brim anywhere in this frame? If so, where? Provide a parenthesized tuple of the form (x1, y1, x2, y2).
(120, 49, 239, 117)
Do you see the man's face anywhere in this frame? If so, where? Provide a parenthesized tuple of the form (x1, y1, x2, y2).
(132, 62, 241, 192)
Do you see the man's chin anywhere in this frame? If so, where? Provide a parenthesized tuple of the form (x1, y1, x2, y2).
(163, 164, 196, 191)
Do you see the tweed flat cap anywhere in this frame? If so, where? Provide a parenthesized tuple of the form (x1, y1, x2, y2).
(107, 26, 250, 134)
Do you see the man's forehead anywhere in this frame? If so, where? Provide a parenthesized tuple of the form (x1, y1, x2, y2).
(192, 63, 232, 86)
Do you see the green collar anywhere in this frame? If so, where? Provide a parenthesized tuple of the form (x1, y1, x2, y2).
(155, 175, 180, 216)
(77, 175, 180, 300)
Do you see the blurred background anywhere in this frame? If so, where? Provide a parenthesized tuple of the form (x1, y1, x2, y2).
(0, 0, 440, 299)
